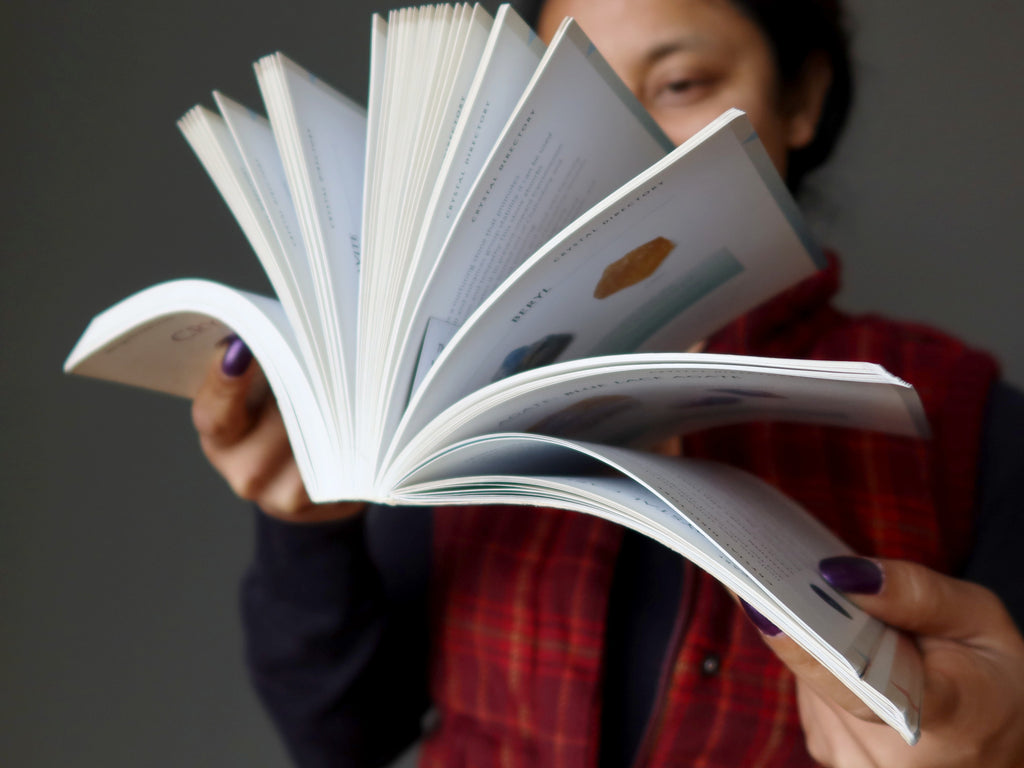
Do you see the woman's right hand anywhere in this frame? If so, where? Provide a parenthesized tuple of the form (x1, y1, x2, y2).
(191, 336, 366, 524)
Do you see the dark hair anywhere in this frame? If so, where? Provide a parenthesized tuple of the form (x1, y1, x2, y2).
(512, 0, 854, 191)
(728, 0, 852, 190)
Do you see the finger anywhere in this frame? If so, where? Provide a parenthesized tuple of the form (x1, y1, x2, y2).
(820, 556, 1019, 648)
(797, 682, 907, 764)
(192, 336, 263, 448)
(254, 459, 317, 520)
(738, 599, 882, 721)
(257, 460, 369, 523)
(198, 385, 370, 522)
(203, 397, 295, 504)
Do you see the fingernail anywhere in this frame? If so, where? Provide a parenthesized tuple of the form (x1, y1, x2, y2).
(221, 335, 252, 377)
(819, 556, 883, 595)
(740, 599, 782, 636)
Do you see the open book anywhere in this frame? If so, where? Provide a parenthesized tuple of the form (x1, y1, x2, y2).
(65, 3, 925, 743)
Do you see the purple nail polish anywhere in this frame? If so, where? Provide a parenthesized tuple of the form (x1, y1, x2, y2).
(221, 335, 253, 377)
(740, 599, 782, 637)
(819, 556, 883, 595)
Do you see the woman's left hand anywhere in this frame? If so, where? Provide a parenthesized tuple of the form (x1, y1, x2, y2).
(748, 556, 1024, 767)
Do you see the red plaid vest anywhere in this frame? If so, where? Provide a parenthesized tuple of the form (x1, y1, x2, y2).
(420, 256, 998, 767)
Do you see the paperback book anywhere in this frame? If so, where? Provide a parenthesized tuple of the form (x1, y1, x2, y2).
(65, 3, 926, 742)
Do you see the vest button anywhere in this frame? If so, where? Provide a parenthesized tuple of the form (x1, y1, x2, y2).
(421, 707, 441, 734)
(701, 652, 721, 677)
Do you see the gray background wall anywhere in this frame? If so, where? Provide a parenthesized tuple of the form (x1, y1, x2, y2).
(2, 1, 1020, 765)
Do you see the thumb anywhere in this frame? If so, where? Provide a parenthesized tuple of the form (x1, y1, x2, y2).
(819, 556, 1017, 648)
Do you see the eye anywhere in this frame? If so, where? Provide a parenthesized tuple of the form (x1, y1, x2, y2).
(652, 76, 712, 107)
(665, 79, 698, 94)
(644, 55, 718, 109)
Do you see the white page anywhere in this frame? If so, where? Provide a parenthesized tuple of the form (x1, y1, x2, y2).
(604, 453, 885, 674)
(374, 1, 482, 316)
(361, 12, 388, 284)
(255, 54, 367, 444)
(393, 18, 674, 413)
(394, 438, 881, 675)
(212, 94, 316, 339)
(177, 105, 336, 426)
(365, 3, 546, 462)
(382, 354, 924, 483)
(396, 3, 545, 339)
(360, 8, 416, 415)
(356, 4, 498, 455)
(391, 433, 919, 742)
(393, 5, 484, 263)
(207, 94, 333, 412)
(364, 6, 437, 307)
(397, 464, 853, 654)
(860, 623, 923, 743)
(396, 465, 914, 743)
(365, 5, 448, 279)
(362, 12, 388, 214)
(62, 279, 346, 498)
(178, 106, 288, 303)
(395, 111, 824, 445)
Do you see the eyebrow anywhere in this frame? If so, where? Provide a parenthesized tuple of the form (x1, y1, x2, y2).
(644, 35, 714, 65)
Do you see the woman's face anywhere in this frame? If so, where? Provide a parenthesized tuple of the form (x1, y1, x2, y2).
(536, 0, 829, 177)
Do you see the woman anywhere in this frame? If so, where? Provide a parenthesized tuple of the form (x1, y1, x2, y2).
(194, 0, 1024, 765)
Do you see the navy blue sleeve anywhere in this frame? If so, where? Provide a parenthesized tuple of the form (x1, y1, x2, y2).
(241, 507, 431, 767)
(962, 381, 1024, 632)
